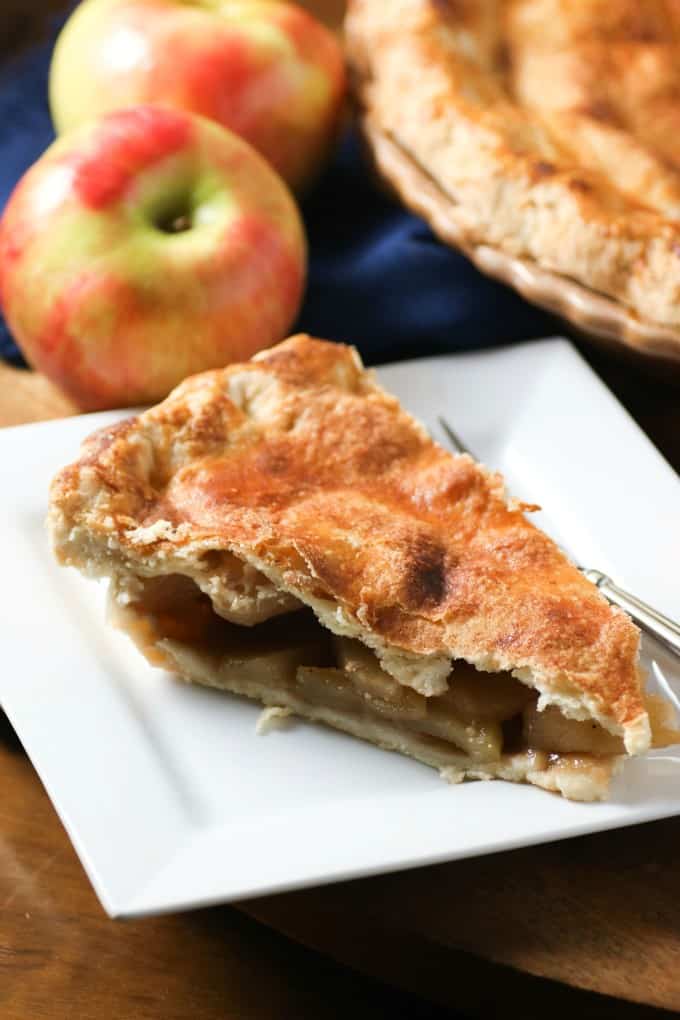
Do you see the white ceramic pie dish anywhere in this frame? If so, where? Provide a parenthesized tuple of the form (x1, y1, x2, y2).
(1, 338, 679, 918)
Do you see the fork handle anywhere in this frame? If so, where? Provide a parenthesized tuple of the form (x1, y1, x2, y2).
(582, 569, 680, 658)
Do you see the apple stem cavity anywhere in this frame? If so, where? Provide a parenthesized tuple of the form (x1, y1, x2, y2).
(167, 213, 192, 233)
(154, 208, 193, 234)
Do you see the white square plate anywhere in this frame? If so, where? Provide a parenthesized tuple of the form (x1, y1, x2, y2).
(2, 338, 680, 918)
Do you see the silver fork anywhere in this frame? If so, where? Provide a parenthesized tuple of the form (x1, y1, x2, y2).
(438, 416, 680, 659)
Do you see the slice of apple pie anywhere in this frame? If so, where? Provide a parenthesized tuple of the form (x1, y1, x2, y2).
(48, 335, 678, 800)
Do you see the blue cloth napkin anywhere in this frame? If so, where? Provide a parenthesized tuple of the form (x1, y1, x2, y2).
(0, 11, 555, 370)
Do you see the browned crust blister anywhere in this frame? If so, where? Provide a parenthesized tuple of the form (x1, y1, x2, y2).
(345, 0, 680, 353)
(48, 334, 648, 754)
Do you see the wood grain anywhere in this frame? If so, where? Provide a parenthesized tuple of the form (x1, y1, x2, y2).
(2, 710, 677, 1020)
(244, 818, 680, 1015)
(0, 362, 76, 427)
(0, 714, 445, 1020)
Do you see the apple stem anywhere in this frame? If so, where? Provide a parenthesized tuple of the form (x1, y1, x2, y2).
(167, 214, 192, 233)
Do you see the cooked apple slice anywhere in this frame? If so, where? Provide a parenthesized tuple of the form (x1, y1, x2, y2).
(444, 661, 535, 723)
(332, 637, 427, 720)
(420, 702, 503, 762)
(523, 703, 625, 755)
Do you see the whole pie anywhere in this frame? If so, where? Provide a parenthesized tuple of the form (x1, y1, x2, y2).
(346, 0, 680, 351)
(48, 335, 677, 800)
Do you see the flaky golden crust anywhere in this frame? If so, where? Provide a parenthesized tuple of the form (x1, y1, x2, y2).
(48, 335, 648, 752)
(345, 0, 680, 331)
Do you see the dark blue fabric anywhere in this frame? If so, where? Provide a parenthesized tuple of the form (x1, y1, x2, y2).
(0, 12, 555, 370)
(299, 133, 556, 363)
(0, 24, 61, 366)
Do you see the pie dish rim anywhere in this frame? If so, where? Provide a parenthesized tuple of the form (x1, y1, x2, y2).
(359, 114, 680, 367)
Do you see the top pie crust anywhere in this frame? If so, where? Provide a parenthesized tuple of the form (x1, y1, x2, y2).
(49, 334, 649, 754)
(345, 0, 680, 332)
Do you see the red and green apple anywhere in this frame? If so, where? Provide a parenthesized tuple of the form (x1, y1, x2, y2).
(0, 105, 306, 410)
(49, 0, 346, 191)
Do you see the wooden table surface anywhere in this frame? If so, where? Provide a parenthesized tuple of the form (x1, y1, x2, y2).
(3, 2, 680, 1019)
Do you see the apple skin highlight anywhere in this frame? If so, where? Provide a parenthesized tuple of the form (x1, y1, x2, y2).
(0, 106, 306, 410)
(49, 0, 346, 191)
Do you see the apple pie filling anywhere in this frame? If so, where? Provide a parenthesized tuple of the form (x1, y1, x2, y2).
(108, 570, 674, 795)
